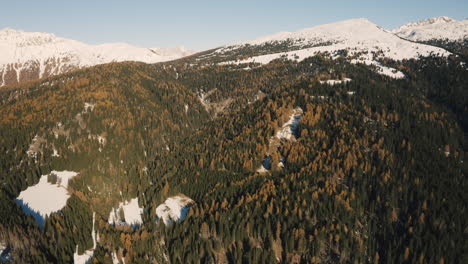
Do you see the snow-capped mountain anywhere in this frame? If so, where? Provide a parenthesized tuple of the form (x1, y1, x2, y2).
(151, 46, 194, 58)
(0, 28, 195, 86)
(391, 16, 468, 42)
(213, 18, 450, 78)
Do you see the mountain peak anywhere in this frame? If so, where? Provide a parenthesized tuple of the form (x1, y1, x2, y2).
(230, 18, 381, 47)
(0, 27, 60, 48)
(392, 16, 467, 42)
(0, 27, 19, 33)
(0, 28, 195, 86)
(393, 17, 456, 32)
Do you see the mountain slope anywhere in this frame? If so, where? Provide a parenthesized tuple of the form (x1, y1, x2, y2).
(392, 16, 468, 42)
(0, 17, 467, 264)
(144, 56, 468, 263)
(189, 19, 450, 78)
(0, 28, 195, 86)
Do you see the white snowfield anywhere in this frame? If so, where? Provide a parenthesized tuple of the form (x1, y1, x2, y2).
(319, 78, 352, 85)
(392, 16, 468, 42)
(0, 27, 195, 85)
(216, 18, 451, 78)
(108, 198, 144, 227)
(73, 212, 97, 264)
(156, 195, 194, 225)
(16, 171, 78, 226)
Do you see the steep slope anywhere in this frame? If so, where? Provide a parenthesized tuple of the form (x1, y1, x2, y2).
(391, 17, 468, 59)
(188, 19, 450, 79)
(0, 28, 195, 86)
(0, 62, 209, 263)
(392, 16, 468, 42)
(144, 56, 467, 263)
(0, 17, 467, 264)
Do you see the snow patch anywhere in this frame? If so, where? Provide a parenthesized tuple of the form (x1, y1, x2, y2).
(156, 195, 194, 225)
(52, 147, 60, 157)
(111, 252, 122, 264)
(350, 59, 405, 78)
(83, 103, 95, 112)
(319, 78, 352, 85)
(108, 198, 143, 227)
(256, 165, 269, 173)
(0, 242, 12, 262)
(16, 171, 78, 226)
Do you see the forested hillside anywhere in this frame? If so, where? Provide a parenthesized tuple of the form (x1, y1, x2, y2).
(0, 42, 467, 263)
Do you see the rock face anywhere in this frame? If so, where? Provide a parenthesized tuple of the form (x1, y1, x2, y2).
(0, 28, 195, 87)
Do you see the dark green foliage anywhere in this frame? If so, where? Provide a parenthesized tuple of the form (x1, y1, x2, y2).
(0, 52, 466, 263)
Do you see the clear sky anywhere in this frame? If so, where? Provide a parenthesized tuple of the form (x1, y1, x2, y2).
(2, 0, 467, 50)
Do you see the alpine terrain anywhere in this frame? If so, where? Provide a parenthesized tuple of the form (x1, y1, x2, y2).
(0, 28, 195, 87)
(0, 17, 467, 264)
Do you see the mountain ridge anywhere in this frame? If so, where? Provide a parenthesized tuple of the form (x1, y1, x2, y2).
(0, 27, 195, 86)
(202, 18, 452, 79)
(391, 16, 468, 42)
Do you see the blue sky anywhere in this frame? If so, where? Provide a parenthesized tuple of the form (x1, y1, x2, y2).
(2, 0, 467, 50)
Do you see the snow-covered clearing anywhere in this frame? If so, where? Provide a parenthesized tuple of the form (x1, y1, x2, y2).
(156, 195, 194, 225)
(16, 171, 78, 226)
(108, 198, 144, 227)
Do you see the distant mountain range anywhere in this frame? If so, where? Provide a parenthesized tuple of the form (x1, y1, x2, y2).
(0, 28, 195, 86)
(1, 16, 466, 87)
(189, 18, 461, 79)
(391, 16, 468, 42)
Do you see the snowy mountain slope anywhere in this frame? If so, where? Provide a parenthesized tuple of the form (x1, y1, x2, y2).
(151, 46, 195, 58)
(0, 28, 195, 86)
(213, 19, 450, 78)
(391, 17, 468, 42)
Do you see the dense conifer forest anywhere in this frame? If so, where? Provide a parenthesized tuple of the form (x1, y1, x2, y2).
(0, 46, 467, 263)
